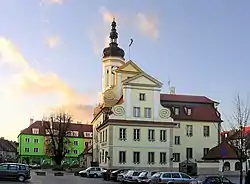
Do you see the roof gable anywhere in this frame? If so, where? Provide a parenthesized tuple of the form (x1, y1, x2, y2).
(115, 60, 143, 73)
(122, 73, 162, 88)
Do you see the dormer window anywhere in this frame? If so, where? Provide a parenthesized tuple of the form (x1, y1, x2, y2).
(139, 93, 145, 101)
(32, 128, 39, 134)
(187, 108, 192, 115)
(174, 107, 180, 115)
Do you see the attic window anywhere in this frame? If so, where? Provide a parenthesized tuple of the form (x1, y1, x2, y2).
(32, 128, 39, 134)
(139, 93, 146, 101)
(187, 108, 192, 115)
(174, 107, 180, 115)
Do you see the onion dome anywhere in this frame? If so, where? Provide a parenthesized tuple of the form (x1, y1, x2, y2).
(102, 18, 125, 59)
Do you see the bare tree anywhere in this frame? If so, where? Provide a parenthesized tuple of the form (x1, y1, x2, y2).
(42, 112, 72, 166)
(224, 93, 250, 184)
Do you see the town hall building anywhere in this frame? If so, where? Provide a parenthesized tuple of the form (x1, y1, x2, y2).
(91, 19, 222, 171)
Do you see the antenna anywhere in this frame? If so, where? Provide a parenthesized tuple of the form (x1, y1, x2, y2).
(128, 38, 133, 60)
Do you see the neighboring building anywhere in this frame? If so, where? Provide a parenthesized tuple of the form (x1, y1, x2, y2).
(160, 93, 222, 164)
(79, 143, 93, 168)
(91, 19, 222, 171)
(0, 138, 17, 162)
(17, 119, 92, 165)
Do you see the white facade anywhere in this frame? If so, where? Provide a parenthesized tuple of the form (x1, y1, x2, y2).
(92, 59, 177, 169)
(172, 121, 219, 162)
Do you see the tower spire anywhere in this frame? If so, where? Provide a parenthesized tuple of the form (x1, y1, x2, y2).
(102, 18, 125, 59)
(109, 18, 118, 46)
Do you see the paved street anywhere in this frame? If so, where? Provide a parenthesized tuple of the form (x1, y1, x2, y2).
(0, 170, 243, 184)
(0, 171, 110, 184)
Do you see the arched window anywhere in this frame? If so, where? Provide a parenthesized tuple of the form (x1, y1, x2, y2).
(223, 161, 231, 171)
(235, 161, 241, 171)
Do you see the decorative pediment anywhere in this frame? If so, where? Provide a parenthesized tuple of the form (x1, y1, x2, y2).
(115, 60, 143, 74)
(122, 73, 162, 88)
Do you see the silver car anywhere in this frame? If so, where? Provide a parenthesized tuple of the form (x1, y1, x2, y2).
(151, 172, 197, 184)
(138, 171, 159, 183)
(124, 170, 143, 183)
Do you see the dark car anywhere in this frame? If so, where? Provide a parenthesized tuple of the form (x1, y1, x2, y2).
(202, 176, 236, 184)
(103, 169, 116, 180)
(0, 163, 31, 182)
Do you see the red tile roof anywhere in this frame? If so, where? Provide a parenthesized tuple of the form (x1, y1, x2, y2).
(20, 120, 92, 138)
(160, 94, 217, 104)
(203, 140, 246, 160)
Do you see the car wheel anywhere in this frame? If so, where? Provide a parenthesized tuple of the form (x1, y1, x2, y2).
(18, 175, 25, 182)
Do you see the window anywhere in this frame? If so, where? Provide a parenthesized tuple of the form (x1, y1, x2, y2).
(186, 125, 193, 137)
(204, 126, 210, 137)
(148, 152, 155, 164)
(186, 147, 193, 159)
(74, 141, 78, 146)
(174, 108, 180, 115)
(133, 152, 140, 164)
(24, 148, 29, 152)
(119, 128, 126, 140)
(100, 132, 102, 142)
(19, 165, 27, 170)
(99, 152, 101, 162)
(34, 148, 39, 152)
(160, 130, 167, 142)
(187, 108, 192, 115)
(173, 153, 180, 162)
(105, 129, 107, 141)
(73, 150, 78, 154)
(102, 131, 105, 142)
(139, 93, 146, 101)
(203, 148, 209, 157)
(25, 138, 30, 143)
(148, 129, 155, 141)
(34, 138, 38, 143)
(119, 151, 126, 163)
(9, 165, 18, 170)
(160, 152, 167, 164)
(133, 107, 140, 117)
(172, 173, 181, 178)
(174, 136, 180, 145)
(180, 173, 191, 179)
(32, 128, 39, 134)
(133, 129, 140, 141)
(144, 108, 151, 118)
(0, 164, 8, 170)
(102, 150, 104, 162)
(162, 173, 171, 178)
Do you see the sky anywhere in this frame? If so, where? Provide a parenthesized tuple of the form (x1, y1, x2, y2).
(0, 0, 250, 140)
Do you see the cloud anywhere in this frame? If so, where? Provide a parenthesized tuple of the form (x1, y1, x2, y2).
(40, 0, 65, 6)
(89, 7, 159, 55)
(46, 35, 61, 49)
(136, 13, 159, 40)
(0, 37, 94, 122)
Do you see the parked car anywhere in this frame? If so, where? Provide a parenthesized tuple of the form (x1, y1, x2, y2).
(0, 163, 31, 182)
(151, 172, 197, 184)
(201, 176, 235, 184)
(111, 169, 130, 181)
(103, 169, 117, 180)
(79, 167, 104, 178)
(138, 171, 159, 183)
(29, 164, 41, 169)
(124, 170, 143, 183)
(117, 170, 130, 182)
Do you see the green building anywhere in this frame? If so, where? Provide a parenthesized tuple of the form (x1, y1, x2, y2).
(17, 119, 93, 165)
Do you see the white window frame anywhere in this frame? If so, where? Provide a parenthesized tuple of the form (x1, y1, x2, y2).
(119, 151, 126, 163)
(204, 126, 210, 137)
(133, 107, 141, 117)
(34, 138, 39, 143)
(119, 128, 126, 140)
(24, 148, 29, 152)
(25, 138, 30, 143)
(34, 148, 39, 152)
(148, 129, 155, 141)
(148, 152, 155, 164)
(139, 93, 146, 101)
(174, 136, 180, 145)
(133, 152, 140, 164)
(174, 108, 180, 115)
(32, 128, 39, 134)
(160, 130, 167, 142)
(144, 108, 152, 118)
(160, 152, 167, 164)
(133, 129, 140, 141)
(186, 125, 193, 137)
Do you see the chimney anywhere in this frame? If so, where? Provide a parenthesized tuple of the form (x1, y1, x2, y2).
(169, 86, 176, 94)
(30, 118, 34, 125)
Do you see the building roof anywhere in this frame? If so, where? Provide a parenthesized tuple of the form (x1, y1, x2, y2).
(202, 140, 246, 160)
(19, 120, 93, 138)
(0, 138, 17, 152)
(160, 94, 217, 104)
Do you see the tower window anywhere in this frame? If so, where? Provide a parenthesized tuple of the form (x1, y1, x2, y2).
(139, 93, 145, 101)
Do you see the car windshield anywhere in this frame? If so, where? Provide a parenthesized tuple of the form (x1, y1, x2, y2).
(139, 172, 148, 177)
(152, 172, 161, 177)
